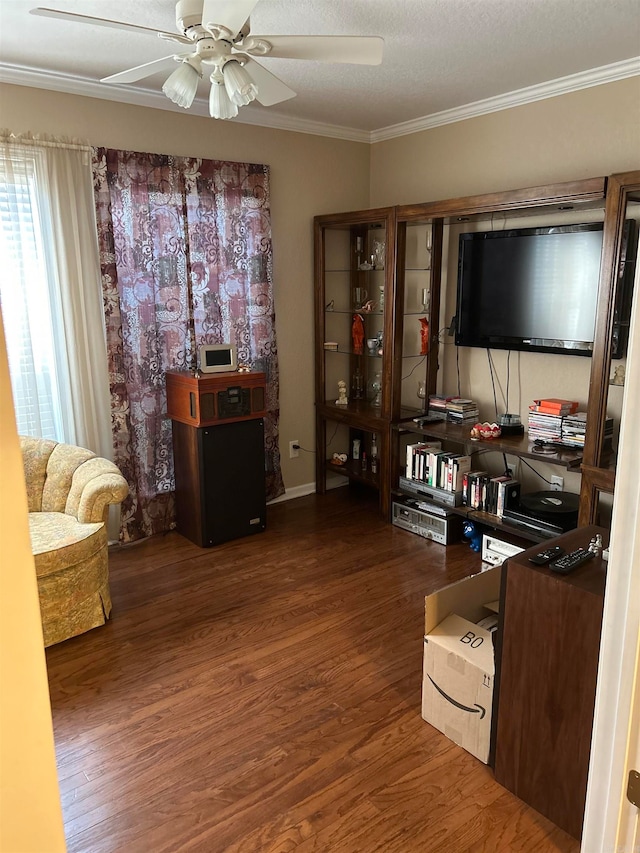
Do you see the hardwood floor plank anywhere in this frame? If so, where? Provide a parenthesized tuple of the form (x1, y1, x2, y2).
(44, 489, 580, 852)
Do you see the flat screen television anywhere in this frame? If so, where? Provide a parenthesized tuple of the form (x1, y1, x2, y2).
(455, 221, 635, 358)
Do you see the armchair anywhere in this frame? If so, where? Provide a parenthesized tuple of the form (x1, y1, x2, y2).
(20, 435, 129, 646)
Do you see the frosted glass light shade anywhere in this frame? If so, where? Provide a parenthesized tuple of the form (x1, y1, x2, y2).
(223, 60, 258, 106)
(162, 60, 201, 109)
(209, 79, 239, 119)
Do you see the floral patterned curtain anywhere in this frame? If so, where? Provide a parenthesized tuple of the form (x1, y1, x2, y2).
(92, 148, 283, 542)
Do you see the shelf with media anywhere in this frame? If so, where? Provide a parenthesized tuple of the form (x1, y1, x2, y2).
(392, 471, 565, 544)
(393, 415, 585, 470)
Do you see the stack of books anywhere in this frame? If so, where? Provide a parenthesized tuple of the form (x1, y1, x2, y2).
(461, 471, 521, 516)
(428, 394, 460, 413)
(529, 398, 579, 416)
(561, 412, 614, 448)
(405, 441, 442, 481)
(446, 398, 479, 425)
(527, 412, 563, 443)
(405, 442, 471, 493)
(528, 398, 579, 443)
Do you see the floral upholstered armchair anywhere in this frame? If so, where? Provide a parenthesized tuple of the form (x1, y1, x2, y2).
(20, 435, 129, 647)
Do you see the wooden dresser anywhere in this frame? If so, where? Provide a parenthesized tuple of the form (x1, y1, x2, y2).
(493, 525, 608, 840)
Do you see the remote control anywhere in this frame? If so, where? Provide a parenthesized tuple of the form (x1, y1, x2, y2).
(549, 548, 596, 574)
(529, 545, 565, 565)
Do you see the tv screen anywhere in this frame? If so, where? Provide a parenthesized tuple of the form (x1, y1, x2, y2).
(455, 222, 606, 357)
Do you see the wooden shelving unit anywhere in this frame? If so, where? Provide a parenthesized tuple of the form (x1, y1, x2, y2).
(314, 172, 640, 528)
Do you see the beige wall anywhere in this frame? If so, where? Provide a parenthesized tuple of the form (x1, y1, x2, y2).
(371, 77, 640, 497)
(0, 310, 67, 852)
(0, 82, 371, 492)
(370, 77, 640, 206)
(1, 77, 638, 497)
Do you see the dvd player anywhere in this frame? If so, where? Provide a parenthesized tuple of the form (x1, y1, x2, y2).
(398, 476, 462, 507)
(501, 507, 564, 539)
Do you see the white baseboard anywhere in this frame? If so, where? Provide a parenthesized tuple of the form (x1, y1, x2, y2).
(267, 475, 347, 505)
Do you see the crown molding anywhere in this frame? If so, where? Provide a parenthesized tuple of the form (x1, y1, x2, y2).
(0, 62, 371, 143)
(370, 57, 640, 143)
(1, 56, 638, 145)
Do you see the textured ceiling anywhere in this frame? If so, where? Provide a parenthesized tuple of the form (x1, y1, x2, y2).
(0, 0, 639, 139)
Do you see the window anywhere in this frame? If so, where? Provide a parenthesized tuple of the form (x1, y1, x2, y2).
(0, 151, 71, 440)
(0, 138, 112, 457)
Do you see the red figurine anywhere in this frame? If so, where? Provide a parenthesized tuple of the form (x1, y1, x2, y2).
(352, 313, 365, 355)
(420, 317, 429, 355)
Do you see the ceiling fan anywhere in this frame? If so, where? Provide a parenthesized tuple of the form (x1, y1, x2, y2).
(31, 0, 384, 119)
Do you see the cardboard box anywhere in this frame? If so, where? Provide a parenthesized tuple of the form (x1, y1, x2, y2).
(421, 566, 501, 764)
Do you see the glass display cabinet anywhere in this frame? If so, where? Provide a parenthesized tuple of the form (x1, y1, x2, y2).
(314, 207, 396, 514)
(314, 207, 442, 516)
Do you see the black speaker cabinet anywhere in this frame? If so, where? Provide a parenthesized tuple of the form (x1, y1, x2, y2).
(171, 418, 266, 547)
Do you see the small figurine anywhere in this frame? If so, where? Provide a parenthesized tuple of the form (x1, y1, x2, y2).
(463, 520, 483, 552)
(352, 313, 365, 355)
(588, 533, 604, 556)
(611, 365, 625, 386)
(420, 317, 430, 355)
(336, 379, 348, 406)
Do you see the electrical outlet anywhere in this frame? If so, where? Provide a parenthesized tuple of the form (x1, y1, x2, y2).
(289, 440, 299, 459)
(550, 475, 564, 491)
(505, 455, 519, 477)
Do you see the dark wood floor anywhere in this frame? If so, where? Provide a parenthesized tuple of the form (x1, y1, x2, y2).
(46, 487, 579, 853)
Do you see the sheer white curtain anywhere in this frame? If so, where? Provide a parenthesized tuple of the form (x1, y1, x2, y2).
(0, 134, 112, 459)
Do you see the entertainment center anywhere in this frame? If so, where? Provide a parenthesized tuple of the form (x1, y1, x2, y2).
(314, 171, 639, 840)
(314, 171, 640, 535)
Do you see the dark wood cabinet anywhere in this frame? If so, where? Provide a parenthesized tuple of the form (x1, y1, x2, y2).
(166, 369, 268, 547)
(493, 525, 608, 840)
(171, 418, 266, 548)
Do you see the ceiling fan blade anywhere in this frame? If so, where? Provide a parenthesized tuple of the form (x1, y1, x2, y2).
(101, 55, 183, 85)
(242, 58, 296, 106)
(248, 35, 384, 65)
(29, 7, 191, 44)
(201, 0, 260, 39)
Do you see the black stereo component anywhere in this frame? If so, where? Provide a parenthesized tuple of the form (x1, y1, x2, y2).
(501, 508, 564, 539)
(519, 490, 579, 532)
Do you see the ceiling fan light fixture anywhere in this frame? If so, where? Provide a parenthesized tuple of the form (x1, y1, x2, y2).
(209, 77, 239, 120)
(223, 60, 258, 107)
(162, 55, 202, 109)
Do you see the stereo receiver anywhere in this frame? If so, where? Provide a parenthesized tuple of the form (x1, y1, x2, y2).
(481, 533, 525, 566)
(166, 369, 266, 426)
(392, 500, 462, 545)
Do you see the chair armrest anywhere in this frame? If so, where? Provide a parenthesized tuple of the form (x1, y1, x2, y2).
(76, 472, 129, 524)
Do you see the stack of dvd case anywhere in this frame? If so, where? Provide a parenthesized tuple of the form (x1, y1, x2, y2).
(446, 398, 480, 425)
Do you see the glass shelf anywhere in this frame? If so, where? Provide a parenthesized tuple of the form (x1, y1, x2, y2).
(326, 457, 379, 488)
(325, 268, 386, 274)
(323, 347, 383, 358)
(325, 309, 385, 316)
